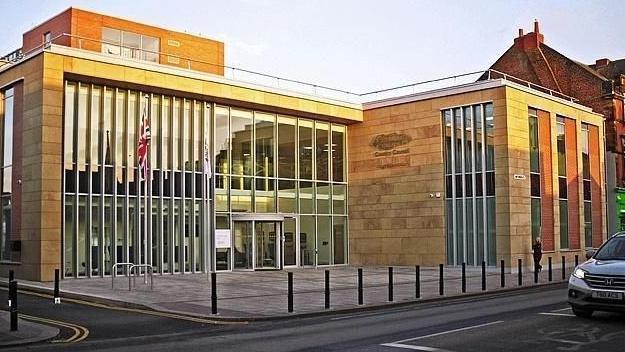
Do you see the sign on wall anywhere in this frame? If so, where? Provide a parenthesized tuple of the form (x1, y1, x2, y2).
(370, 132, 412, 169)
(215, 229, 231, 248)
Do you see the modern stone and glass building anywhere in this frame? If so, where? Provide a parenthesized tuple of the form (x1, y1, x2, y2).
(0, 8, 607, 281)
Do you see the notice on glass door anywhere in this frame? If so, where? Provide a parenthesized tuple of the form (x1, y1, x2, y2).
(215, 229, 231, 248)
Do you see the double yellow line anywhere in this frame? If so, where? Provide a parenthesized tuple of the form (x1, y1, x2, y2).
(20, 314, 89, 343)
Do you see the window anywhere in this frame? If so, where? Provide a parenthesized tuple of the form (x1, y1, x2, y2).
(43, 32, 52, 46)
(101, 27, 160, 63)
(557, 116, 569, 249)
(1, 88, 14, 261)
(443, 102, 495, 266)
(528, 108, 541, 242)
(582, 123, 592, 247)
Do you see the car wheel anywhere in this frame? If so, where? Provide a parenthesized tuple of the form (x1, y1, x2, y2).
(571, 305, 593, 318)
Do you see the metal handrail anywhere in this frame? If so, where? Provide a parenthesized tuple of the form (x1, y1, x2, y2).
(1, 32, 581, 105)
(111, 262, 134, 289)
(129, 264, 154, 291)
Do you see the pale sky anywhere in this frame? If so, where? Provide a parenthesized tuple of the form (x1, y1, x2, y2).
(1, 0, 623, 93)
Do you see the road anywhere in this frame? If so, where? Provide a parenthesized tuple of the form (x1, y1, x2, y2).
(3, 284, 625, 351)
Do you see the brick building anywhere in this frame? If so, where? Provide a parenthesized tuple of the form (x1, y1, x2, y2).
(486, 21, 625, 234)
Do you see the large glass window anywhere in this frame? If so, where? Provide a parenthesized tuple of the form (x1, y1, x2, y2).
(443, 102, 495, 266)
(101, 27, 160, 63)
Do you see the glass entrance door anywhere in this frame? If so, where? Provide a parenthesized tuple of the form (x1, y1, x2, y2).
(255, 221, 279, 269)
(233, 221, 253, 269)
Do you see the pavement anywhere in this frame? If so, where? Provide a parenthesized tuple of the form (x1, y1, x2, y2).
(3, 264, 574, 320)
(0, 310, 59, 347)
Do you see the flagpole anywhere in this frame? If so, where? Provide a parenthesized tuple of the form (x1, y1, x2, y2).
(143, 94, 150, 283)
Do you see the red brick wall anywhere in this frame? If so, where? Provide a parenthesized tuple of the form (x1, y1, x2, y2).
(22, 8, 72, 53)
(22, 8, 225, 75)
(564, 118, 580, 249)
(538, 110, 554, 251)
(589, 125, 603, 247)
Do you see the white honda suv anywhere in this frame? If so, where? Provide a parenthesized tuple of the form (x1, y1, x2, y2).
(568, 232, 625, 317)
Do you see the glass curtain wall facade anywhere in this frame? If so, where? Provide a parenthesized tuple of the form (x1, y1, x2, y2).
(63, 80, 348, 277)
(443, 103, 496, 266)
(213, 106, 347, 270)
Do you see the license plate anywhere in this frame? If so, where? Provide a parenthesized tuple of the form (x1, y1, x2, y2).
(592, 291, 624, 300)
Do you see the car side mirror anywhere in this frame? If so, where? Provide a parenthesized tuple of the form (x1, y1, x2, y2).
(585, 249, 595, 260)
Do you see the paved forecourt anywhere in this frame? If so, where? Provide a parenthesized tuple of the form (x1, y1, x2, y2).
(7, 265, 572, 319)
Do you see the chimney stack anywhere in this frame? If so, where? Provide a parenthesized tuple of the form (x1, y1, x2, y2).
(513, 20, 545, 50)
(534, 20, 540, 34)
(595, 58, 611, 68)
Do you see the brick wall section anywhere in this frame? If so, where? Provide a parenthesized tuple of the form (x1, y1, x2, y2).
(22, 8, 224, 76)
(537, 109, 554, 251)
(22, 9, 72, 52)
(589, 124, 603, 247)
(564, 118, 580, 249)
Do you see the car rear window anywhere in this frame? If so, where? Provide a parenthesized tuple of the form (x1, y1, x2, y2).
(595, 237, 625, 260)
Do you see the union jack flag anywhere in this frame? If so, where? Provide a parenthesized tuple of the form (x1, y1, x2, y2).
(138, 103, 151, 181)
(203, 141, 211, 177)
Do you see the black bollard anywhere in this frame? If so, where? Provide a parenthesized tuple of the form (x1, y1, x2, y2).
(288, 272, 293, 313)
(358, 268, 363, 305)
(439, 264, 444, 296)
(562, 256, 566, 280)
(481, 261, 486, 291)
(9, 280, 17, 331)
(325, 270, 330, 309)
(461, 263, 466, 293)
(415, 265, 421, 299)
(575, 254, 579, 267)
(518, 259, 522, 286)
(388, 267, 393, 302)
(500, 260, 505, 288)
(211, 272, 217, 314)
(534, 261, 539, 284)
(9, 269, 14, 282)
(548, 257, 553, 282)
(54, 269, 60, 304)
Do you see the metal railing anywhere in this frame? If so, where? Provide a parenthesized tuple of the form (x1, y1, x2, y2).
(129, 264, 154, 291)
(111, 262, 134, 289)
(1, 32, 580, 105)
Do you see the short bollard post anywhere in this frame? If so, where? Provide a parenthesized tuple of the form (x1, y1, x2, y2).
(357, 268, 363, 305)
(8, 269, 14, 282)
(54, 269, 61, 304)
(575, 254, 579, 267)
(518, 259, 522, 286)
(324, 270, 330, 309)
(500, 260, 505, 288)
(439, 264, 444, 296)
(287, 272, 293, 313)
(534, 261, 539, 284)
(9, 280, 17, 331)
(415, 265, 421, 299)
(561, 256, 566, 280)
(461, 263, 466, 293)
(388, 267, 394, 302)
(548, 257, 553, 282)
(211, 272, 217, 315)
(481, 261, 486, 291)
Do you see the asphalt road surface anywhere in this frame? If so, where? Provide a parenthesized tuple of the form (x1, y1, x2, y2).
(3, 284, 625, 351)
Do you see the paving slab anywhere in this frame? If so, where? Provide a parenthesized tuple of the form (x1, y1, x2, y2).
(0, 310, 60, 347)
